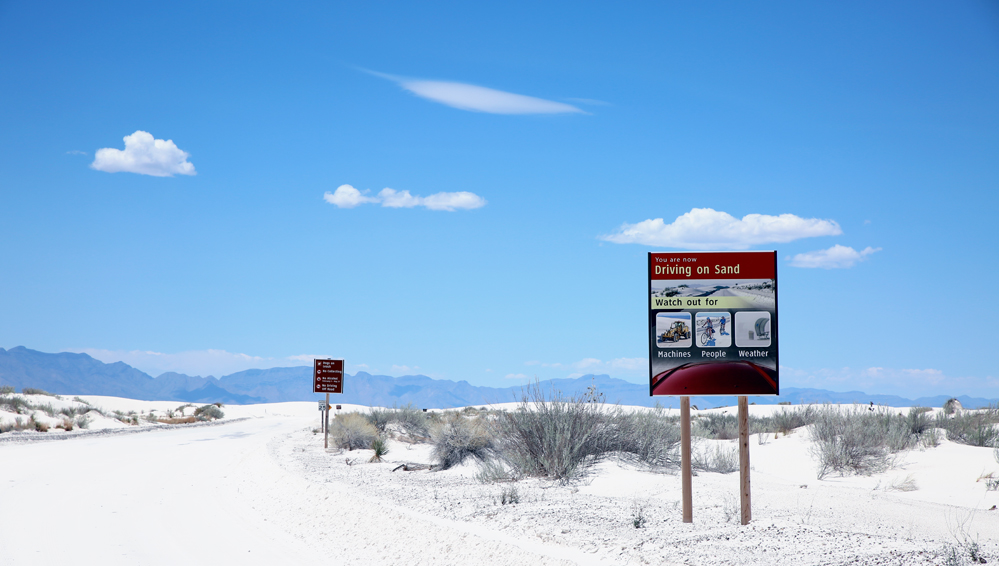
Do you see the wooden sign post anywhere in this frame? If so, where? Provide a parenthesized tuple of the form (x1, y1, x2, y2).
(680, 396, 693, 523)
(738, 395, 751, 525)
(313, 359, 344, 450)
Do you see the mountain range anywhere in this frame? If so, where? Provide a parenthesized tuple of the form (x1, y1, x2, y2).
(1, 346, 996, 409)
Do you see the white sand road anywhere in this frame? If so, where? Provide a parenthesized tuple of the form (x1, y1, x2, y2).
(2, 400, 999, 565)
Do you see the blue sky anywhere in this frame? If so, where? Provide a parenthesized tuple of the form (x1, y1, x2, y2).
(1, 1, 997, 398)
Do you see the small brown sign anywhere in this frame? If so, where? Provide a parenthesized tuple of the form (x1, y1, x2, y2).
(313, 359, 344, 394)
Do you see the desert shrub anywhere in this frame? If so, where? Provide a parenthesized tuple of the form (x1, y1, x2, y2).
(0, 422, 11, 433)
(943, 398, 962, 415)
(365, 407, 394, 432)
(494, 383, 618, 482)
(809, 406, 912, 479)
(475, 458, 520, 483)
(194, 404, 224, 421)
(21, 388, 53, 396)
(0, 385, 13, 395)
(75, 414, 90, 429)
(369, 436, 389, 462)
(0, 395, 27, 414)
(500, 486, 520, 505)
(393, 404, 430, 438)
(937, 405, 999, 447)
(694, 413, 739, 440)
(430, 413, 494, 470)
(32, 416, 49, 432)
(331, 413, 377, 450)
(615, 408, 681, 468)
(692, 443, 738, 473)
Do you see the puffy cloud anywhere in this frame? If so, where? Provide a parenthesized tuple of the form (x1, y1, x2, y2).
(324, 185, 486, 211)
(602, 208, 842, 249)
(788, 245, 881, 269)
(91, 131, 196, 177)
(367, 70, 584, 115)
(323, 185, 379, 208)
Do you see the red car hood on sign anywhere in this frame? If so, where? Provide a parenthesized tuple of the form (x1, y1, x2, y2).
(651, 361, 777, 396)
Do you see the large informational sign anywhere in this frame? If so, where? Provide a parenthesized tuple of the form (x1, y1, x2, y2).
(649, 251, 778, 396)
(313, 359, 344, 394)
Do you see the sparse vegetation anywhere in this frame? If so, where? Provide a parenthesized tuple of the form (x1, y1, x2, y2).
(0, 385, 14, 395)
(330, 413, 378, 450)
(370, 436, 389, 462)
(692, 443, 738, 474)
(936, 405, 999, 447)
(631, 503, 646, 528)
(194, 404, 224, 421)
(430, 412, 494, 469)
(499, 485, 520, 505)
(808, 405, 939, 479)
(21, 387, 53, 396)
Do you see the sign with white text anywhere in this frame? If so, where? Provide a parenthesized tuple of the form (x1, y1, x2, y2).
(313, 359, 344, 394)
(648, 251, 778, 396)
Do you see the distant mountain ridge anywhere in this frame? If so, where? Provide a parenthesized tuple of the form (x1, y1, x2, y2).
(1, 346, 996, 409)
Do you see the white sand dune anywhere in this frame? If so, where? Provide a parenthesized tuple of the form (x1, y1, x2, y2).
(1, 398, 997, 565)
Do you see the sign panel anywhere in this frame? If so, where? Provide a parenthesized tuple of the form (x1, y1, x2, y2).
(649, 251, 778, 396)
(313, 359, 344, 394)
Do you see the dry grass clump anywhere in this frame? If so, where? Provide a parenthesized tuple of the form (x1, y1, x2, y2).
(489, 383, 681, 483)
(936, 404, 999, 448)
(430, 412, 494, 469)
(809, 405, 938, 479)
(194, 404, 224, 421)
(331, 413, 378, 450)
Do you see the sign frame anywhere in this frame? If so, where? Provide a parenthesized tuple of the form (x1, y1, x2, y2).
(313, 359, 345, 394)
(647, 251, 779, 397)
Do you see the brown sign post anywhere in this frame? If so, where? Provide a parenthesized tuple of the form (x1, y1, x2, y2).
(314, 359, 344, 449)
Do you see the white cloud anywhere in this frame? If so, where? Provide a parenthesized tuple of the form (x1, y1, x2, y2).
(788, 245, 881, 269)
(66, 150, 87, 155)
(368, 70, 584, 115)
(527, 357, 648, 376)
(602, 208, 842, 249)
(324, 185, 486, 211)
(782, 365, 997, 399)
(91, 131, 196, 177)
(323, 185, 379, 208)
(390, 364, 420, 374)
(504, 373, 530, 380)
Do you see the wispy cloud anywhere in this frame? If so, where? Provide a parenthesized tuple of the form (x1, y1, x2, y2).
(781, 364, 997, 398)
(65, 150, 87, 156)
(91, 131, 196, 177)
(367, 70, 584, 115)
(788, 245, 881, 269)
(602, 208, 842, 249)
(504, 373, 530, 380)
(527, 357, 647, 375)
(324, 184, 486, 211)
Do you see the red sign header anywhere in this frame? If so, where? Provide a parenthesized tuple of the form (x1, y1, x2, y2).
(649, 251, 775, 280)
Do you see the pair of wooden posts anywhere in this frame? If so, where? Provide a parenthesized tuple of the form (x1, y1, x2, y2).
(679, 395, 751, 525)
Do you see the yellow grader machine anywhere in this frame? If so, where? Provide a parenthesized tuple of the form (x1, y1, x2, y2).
(658, 320, 691, 343)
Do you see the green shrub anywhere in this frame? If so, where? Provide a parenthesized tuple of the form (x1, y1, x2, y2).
(431, 413, 494, 469)
(21, 388, 52, 396)
(194, 405, 224, 421)
(936, 405, 999, 447)
(692, 443, 738, 474)
(615, 408, 681, 468)
(331, 413, 377, 450)
(495, 383, 616, 482)
(809, 406, 926, 479)
(370, 436, 389, 462)
(0, 385, 14, 395)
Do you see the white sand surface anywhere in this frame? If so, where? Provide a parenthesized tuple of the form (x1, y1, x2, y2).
(2, 398, 997, 565)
